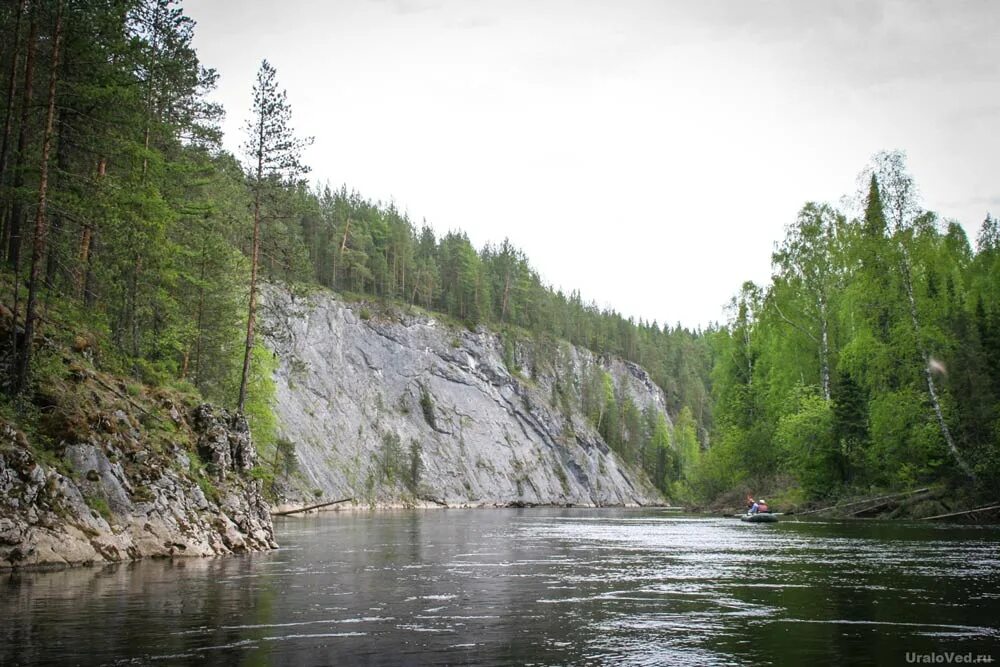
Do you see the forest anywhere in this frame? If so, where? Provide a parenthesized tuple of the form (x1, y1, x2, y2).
(692, 158, 1000, 503)
(0, 1, 996, 504)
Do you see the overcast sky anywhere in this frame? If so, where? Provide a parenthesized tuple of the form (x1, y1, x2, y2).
(186, 0, 999, 328)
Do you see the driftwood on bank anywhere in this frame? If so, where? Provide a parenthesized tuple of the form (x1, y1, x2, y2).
(272, 498, 354, 516)
(924, 504, 1000, 521)
(851, 498, 900, 517)
(797, 488, 930, 516)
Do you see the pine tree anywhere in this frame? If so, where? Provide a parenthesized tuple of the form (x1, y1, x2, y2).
(237, 60, 311, 413)
(14, 0, 62, 392)
(0, 0, 26, 248)
(3, 0, 37, 271)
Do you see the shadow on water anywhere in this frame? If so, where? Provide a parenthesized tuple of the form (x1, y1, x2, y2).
(3, 510, 999, 666)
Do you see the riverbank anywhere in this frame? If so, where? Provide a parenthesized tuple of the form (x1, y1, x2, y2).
(0, 306, 276, 570)
(0, 399, 276, 570)
(269, 498, 680, 516)
(701, 482, 999, 523)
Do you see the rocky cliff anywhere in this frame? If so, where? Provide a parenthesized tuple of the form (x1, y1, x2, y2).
(0, 402, 275, 570)
(263, 287, 668, 508)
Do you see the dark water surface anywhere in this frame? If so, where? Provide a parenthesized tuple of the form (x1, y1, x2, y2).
(3, 509, 999, 665)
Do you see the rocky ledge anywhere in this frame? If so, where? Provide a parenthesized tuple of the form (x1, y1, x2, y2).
(0, 404, 275, 570)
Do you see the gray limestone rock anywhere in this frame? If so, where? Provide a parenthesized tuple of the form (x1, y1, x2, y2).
(0, 404, 276, 570)
(262, 286, 667, 508)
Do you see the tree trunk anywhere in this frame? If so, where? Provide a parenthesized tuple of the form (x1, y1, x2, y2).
(15, 0, 61, 392)
(238, 111, 266, 413)
(898, 241, 974, 479)
(44, 108, 69, 289)
(237, 187, 261, 413)
(129, 254, 141, 360)
(0, 0, 26, 249)
(191, 238, 208, 384)
(501, 270, 511, 321)
(75, 157, 103, 298)
(339, 218, 351, 253)
(819, 295, 831, 401)
(141, 0, 162, 182)
(82, 226, 97, 307)
(5, 3, 36, 269)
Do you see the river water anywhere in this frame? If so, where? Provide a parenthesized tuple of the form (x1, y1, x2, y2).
(3, 509, 999, 666)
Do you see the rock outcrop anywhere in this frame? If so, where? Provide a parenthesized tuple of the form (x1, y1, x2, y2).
(0, 405, 275, 570)
(263, 286, 668, 508)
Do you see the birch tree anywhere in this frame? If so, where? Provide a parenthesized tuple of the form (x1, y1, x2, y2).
(866, 150, 974, 479)
(770, 203, 844, 401)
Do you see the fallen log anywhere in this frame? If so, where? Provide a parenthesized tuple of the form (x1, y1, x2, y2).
(272, 498, 354, 516)
(924, 504, 1000, 521)
(798, 488, 930, 516)
(852, 501, 892, 517)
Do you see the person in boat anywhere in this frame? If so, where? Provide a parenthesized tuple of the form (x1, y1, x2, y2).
(748, 498, 760, 514)
(746, 495, 755, 512)
(757, 499, 769, 513)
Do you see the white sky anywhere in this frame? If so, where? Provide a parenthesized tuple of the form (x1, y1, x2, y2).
(187, 0, 1000, 329)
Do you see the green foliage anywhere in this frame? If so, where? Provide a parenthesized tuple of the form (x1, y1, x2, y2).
(686, 429, 746, 500)
(85, 495, 113, 522)
(695, 154, 1000, 503)
(249, 465, 274, 483)
(552, 456, 570, 495)
(673, 406, 700, 470)
(598, 372, 620, 452)
(773, 389, 837, 498)
(501, 330, 518, 372)
(647, 410, 676, 493)
(378, 431, 403, 484)
(403, 439, 423, 492)
(419, 386, 437, 430)
(196, 473, 220, 505)
(273, 437, 297, 477)
(867, 389, 945, 487)
(242, 343, 279, 456)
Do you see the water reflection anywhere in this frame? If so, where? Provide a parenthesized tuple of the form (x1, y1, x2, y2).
(2, 510, 999, 665)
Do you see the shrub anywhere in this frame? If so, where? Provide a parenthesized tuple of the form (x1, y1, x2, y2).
(85, 495, 112, 521)
(404, 439, 423, 492)
(419, 386, 437, 429)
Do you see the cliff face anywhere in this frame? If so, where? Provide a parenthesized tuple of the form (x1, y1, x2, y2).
(263, 287, 668, 507)
(0, 404, 275, 570)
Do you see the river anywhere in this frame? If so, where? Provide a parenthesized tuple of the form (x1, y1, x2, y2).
(3, 509, 999, 665)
